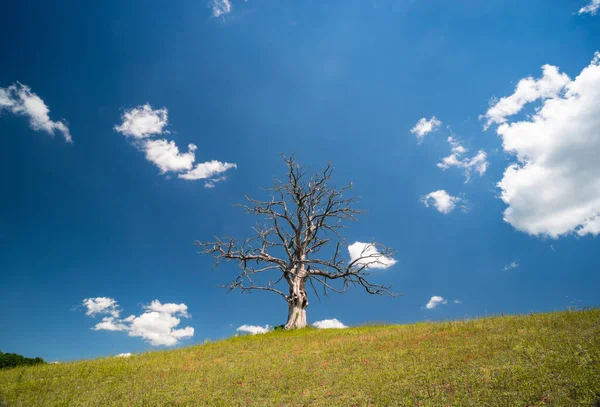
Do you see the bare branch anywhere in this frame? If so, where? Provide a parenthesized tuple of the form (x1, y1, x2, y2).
(222, 278, 289, 301)
(196, 154, 396, 309)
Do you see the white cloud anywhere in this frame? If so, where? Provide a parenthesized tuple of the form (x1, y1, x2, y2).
(114, 104, 237, 185)
(312, 319, 347, 329)
(347, 242, 397, 269)
(453, 299, 462, 304)
(490, 52, 600, 237)
(579, 0, 600, 15)
(237, 324, 270, 335)
(481, 65, 570, 129)
(143, 139, 197, 173)
(115, 353, 132, 358)
(0, 88, 13, 107)
(421, 190, 461, 214)
(84, 298, 194, 346)
(178, 160, 237, 181)
(114, 104, 168, 138)
(577, 217, 600, 236)
(145, 300, 189, 317)
(410, 116, 441, 142)
(128, 311, 194, 346)
(204, 176, 228, 189)
(437, 137, 488, 182)
(211, 0, 232, 17)
(0, 83, 71, 142)
(92, 317, 128, 331)
(503, 261, 519, 271)
(83, 297, 121, 318)
(425, 296, 447, 309)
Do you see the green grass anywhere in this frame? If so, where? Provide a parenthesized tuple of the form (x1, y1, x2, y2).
(1, 310, 599, 406)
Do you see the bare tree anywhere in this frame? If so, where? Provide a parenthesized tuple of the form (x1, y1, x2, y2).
(196, 155, 396, 329)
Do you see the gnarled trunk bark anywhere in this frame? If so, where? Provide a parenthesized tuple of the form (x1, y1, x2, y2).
(285, 277, 308, 329)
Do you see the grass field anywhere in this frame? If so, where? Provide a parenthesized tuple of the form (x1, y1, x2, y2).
(1, 309, 599, 406)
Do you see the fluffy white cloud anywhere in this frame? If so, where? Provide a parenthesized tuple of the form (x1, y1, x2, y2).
(312, 319, 347, 329)
(84, 298, 194, 346)
(348, 242, 397, 269)
(504, 261, 519, 271)
(481, 65, 570, 129)
(178, 160, 237, 181)
(114, 104, 168, 138)
(211, 0, 232, 17)
(237, 324, 270, 335)
(425, 296, 447, 309)
(92, 317, 128, 331)
(410, 116, 441, 141)
(0, 83, 71, 142)
(437, 137, 488, 181)
(579, 0, 599, 15)
(128, 311, 194, 346)
(115, 353, 132, 358)
(145, 300, 189, 317)
(143, 139, 197, 173)
(114, 104, 236, 186)
(490, 52, 600, 237)
(577, 217, 600, 236)
(421, 190, 461, 214)
(83, 297, 120, 318)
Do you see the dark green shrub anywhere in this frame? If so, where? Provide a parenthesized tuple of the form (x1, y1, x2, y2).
(0, 350, 46, 369)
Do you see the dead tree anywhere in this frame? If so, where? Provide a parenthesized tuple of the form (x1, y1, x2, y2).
(196, 155, 396, 329)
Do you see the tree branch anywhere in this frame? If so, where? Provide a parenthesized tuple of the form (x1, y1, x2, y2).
(196, 153, 396, 303)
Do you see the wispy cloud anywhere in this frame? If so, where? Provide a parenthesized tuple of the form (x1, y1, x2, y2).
(504, 261, 519, 271)
(0, 82, 71, 142)
(437, 137, 488, 182)
(578, 0, 599, 15)
(211, 0, 232, 17)
(410, 116, 441, 142)
(114, 104, 236, 187)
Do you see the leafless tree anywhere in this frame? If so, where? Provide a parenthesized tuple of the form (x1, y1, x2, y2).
(196, 155, 396, 329)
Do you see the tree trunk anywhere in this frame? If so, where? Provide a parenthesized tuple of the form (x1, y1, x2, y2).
(285, 277, 308, 329)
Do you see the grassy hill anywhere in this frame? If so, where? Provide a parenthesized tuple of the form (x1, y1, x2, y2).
(1, 309, 599, 406)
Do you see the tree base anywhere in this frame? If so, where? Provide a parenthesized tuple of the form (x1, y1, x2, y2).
(284, 305, 307, 329)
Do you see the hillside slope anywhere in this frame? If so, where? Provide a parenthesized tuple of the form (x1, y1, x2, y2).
(1, 310, 599, 406)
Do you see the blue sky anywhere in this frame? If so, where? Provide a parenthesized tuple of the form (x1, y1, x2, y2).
(1, 0, 599, 361)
